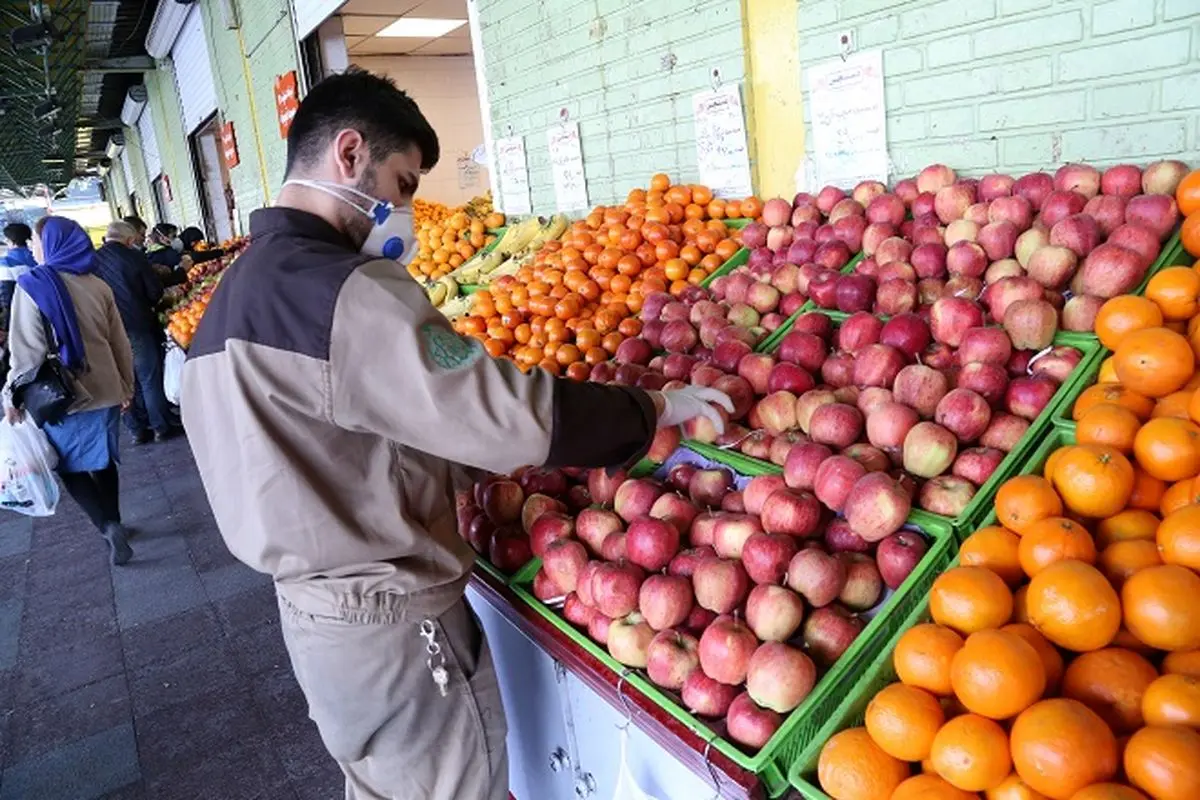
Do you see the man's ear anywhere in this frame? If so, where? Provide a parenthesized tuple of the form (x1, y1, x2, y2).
(331, 128, 369, 183)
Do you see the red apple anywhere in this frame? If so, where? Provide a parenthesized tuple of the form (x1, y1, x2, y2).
(575, 508, 623, 555)
(563, 592, 596, 627)
(668, 545, 716, 578)
(760, 488, 822, 539)
(1126, 193, 1180, 241)
(803, 605, 865, 667)
(918, 475, 977, 516)
(741, 532, 800, 585)
(608, 612, 655, 667)
(693, 558, 751, 614)
(722, 490, 748, 513)
(1040, 190, 1087, 227)
(786, 548, 847, 607)
(930, 296, 984, 347)
(837, 552, 884, 611)
(638, 573, 694, 631)
(1029, 345, 1082, 383)
(946, 241, 988, 278)
(784, 441, 834, 491)
(520, 494, 568, 535)
(746, 643, 817, 714)
(876, 236, 913, 266)
(795, 388, 837, 433)
(1061, 294, 1103, 333)
(1014, 172, 1054, 210)
(543, 538, 589, 593)
(809, 403, 865, 449)
(646, 629, 701, 690)
(682, 667, 739, 717)
(689, 512, 722, 548)
(601, 531, 627, 562)
(465, 514, 495, 555)
(649, 493, 699, 534)
(852, 344, 907, 390)
(843, 443, 891, 473)
(626, 516, 681, 572)
(843, 472, 911, 542)
(713, 514, 766, 560)
(743, 475, 787, 516)
(698, 614, 759, 686)
(587, 612, 614, 645)
(744, 583, 805, 643)
(533, 567, 565, 601)
(592, 561, 646, 619)
(979, 413, 1030, 452)
(903, 422, 958, 478)
(488, 527, 532, 573)
(1107, 224, 1160, 269)
(935, 388, 992, 443)
(688, 468, 733, 508)
(945, 219, 979, 245)
(588, 468, 627, 506)
(918, 164, 957, 194)
(814, 455, 868, 512)
(893, 364, 951, 418)
(876, 531, 928, 590)
(1143, 159, 1190, 195)
(1076, 242, 1147, 299)
(837, 311, 883, 354)
(1054, 163, 1100, 198)
(953, 446, 1006, 486)
(530, 512, 576, 559)
(482, 480, 525, 525)
(1005, 376, 1058, 420)
(866, 401, 919, 450)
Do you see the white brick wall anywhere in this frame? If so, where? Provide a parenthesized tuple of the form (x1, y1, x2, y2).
(797, 0, 1200, 179)
(476, 0, 747, 213)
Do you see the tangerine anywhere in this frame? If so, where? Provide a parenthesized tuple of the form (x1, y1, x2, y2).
(817, 726, 909, 800)
(1095, 509, 1160, 548)
(1163, 649, 1200, 677)
(951, 629, 1047, 719)
(1010, 698, 1119, 799)
(1153, 389, 1195, 419)
(1073, 384, 1155, 422)
(1121, 564, 1200, 652)
(1126, 468, 1167, 512)
(891, 773, 977, 799)
(1146, 266, 1200, 321)
(1018, 517, 1097, 577)
(1097, 540, 1162, 587)
(1113, 327, 1196, 399)
(1076, 404, 1141, 453)
(1133, 417, 1200, 482)
(1124, 725, 1200, 800)
(987, 773, 1053, 799)
(1026, 560, 1121, 652)
(960, 525, 1024, 586)
(1053, 445, 1135, 519)
(1142, 673, 1200, 728)
(930, 567, 1015, 636)
(1060, 647, 1158, 733)
(1002, 623, 1065, 693)
(893, 624, 964, 696)
(864, 682, 944, 761)
(930, 713, 1012, 792)
(1067, 785, 1148, 800)
(1094, 295, 1165, 350)
(1157, 504, 1200, 569)
(996, 476, 1063, 535)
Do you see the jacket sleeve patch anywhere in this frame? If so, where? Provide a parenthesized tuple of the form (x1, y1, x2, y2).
(420, 322, 483, 372)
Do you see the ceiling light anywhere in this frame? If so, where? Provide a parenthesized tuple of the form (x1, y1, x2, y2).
(376, 18, 466, 38)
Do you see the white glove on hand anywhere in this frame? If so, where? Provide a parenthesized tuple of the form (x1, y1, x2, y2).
(658, 386, 735, 434)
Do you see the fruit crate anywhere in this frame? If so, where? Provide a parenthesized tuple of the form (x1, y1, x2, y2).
(788, 427, 1073, 799)
(1133, 229, 1188, 295)
(508, 447, 957, 798)
(697, 309, 1103, 539)
(700, 246, 751, 288)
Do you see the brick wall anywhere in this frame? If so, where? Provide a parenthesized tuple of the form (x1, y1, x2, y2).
(797, 0, 1200, 179)
(143, 65, 203, 227)
(200, 0, 298, 230)
(476, 0, 747, 213)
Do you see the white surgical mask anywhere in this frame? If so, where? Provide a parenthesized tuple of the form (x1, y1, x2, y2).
(170, 238, 184, 252)
(284, 179, 415, 265)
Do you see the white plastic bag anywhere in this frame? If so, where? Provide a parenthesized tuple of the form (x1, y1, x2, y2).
(612, 727, 662, 800)
(163, 344, 185, 405)
(0, 417, 59, 516)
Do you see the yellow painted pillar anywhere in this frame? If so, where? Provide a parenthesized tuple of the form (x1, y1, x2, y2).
(742, 0, 806, 200)
(235, 26, 274, 206)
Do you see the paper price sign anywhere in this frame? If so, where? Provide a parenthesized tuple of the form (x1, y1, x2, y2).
(547, 122, 589, 213)
(692, 85, 753, 199)
(806, 50, 889, 190)
(494, 137, 531, 216)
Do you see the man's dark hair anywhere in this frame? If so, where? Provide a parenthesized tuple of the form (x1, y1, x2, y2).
(122, 215, 146, 234)
(180, 226, 205, 249)
(152, 222, 177, 239)
(285, 67, 439, 176)
(3, 222, 31, 246)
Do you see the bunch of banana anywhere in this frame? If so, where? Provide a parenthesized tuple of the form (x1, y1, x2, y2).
(438, 295, 473, 320)
(424, 274, 461, 308)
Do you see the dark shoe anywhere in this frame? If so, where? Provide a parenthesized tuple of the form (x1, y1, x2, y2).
(132, 430, 153, 445)
(153, 427, 181, 443)
(103, 523, 133, 566)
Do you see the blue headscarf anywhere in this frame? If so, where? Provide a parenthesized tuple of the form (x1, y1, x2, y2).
(16, 217, 95, 370)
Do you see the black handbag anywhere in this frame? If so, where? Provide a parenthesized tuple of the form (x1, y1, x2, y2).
(12, 314, 77, 426)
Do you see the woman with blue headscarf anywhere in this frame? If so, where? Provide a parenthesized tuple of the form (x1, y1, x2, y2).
(2, 216, 135, 564)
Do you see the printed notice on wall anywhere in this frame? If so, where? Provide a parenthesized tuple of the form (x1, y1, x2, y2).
(692, 84, 753, 199)
(457, 156, 481, 191)
(547, 122, 589, 213)
(493, 137, 531, 216)
(805, 50, 889, 189)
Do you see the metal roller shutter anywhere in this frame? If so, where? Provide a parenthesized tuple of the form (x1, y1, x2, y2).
(120, 152, 135, 196)
(171, 6, 218, 135)
(138, 108, 161, 179)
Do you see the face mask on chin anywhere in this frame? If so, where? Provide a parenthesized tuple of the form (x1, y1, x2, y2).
(284, 178, 415, 265)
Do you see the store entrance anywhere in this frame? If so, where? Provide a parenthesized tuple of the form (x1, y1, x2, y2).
(189, 115, 234, 243)
(151, 176, 170, 224)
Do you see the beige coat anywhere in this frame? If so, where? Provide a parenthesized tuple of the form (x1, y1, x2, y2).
(2, 274, 135, 413)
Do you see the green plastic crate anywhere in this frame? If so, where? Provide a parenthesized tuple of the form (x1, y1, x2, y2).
(789, 428, 1074, 798)
(700, 246, 750, 287)
(509, 477, 957, 797)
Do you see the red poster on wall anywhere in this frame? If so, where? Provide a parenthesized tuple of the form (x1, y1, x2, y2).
(221, 121, 240, 168)
(275, 71, 299, 139)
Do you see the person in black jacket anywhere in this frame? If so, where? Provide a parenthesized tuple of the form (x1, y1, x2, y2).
(93, 220, 179, 443)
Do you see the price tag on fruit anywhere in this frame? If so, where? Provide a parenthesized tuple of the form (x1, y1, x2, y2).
(494, 136, 532, 215)
(547, 122, 589, 213)
(692, 84, 753, 199)
(806, 49, 889, 189)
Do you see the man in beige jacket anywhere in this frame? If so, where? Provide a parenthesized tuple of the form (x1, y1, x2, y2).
(181, 68, 729, 800)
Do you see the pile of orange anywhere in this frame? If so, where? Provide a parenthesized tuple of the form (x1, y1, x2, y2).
(451, 174, 758, 378)
(1179, 168, 1200, 262)
(409, 203, 503, 281)
(166, 283, 217, 349)
(816, 283, 1200, 798)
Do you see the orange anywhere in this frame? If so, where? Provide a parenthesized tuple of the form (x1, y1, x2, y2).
(1184, 211, 1200, 259)
(996, 476, 1064, 535)
(1045, 446, 1072, 481)
(1121, 564, 1200, 652)
(891, 773, 977, 799)
(951, 629, 1047, 719)
(1013, 585, 1031, 623)
(864, 682, 944, 761)
(1052, 445, 1135, 519)
(1163, 649, 1200, 677)
(1146, 266, 1200, 321)
(1003, 623, 1065, 693)
(1178, 169, 1200, 217)
(1018, 517, 1097, 577)
(894, 623, 965, 696)
(1154, 390, 1196, 419)
(1113, 327, 1196, 399)
(930, 567, 1015, 636)
(1127, 468, 1167, 512)
(1095, 295, 1165, 350)
(1026, 560, 1121, 652)
(1095, 509, 1160, 547)
(1073, 384, 1155, 422)
(1060, 647, 1158, 733)
(1097, 356, 1119, 384)
(1161, 476, 1200, 516)
(817, 726, 909, 800)
(1142, 673, 1200, 728)
(1157, 505, 1200, 569)
(1067, 786, 1148, 800)
(1010, 698, 1119, 799)
(1133, 417, 1200, 482)
(1076, 404, 1142, 454)
(930, 713, 1012, 792)
(1097, 540, 1162, 587)
(960, 526, 1024, 586)
(1123, 725, 1200, 800)
(987, 774, 1052, 799)
(1192, 386, 1200, 425)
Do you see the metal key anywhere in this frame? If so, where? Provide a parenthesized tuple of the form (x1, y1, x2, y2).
(420, 619, 450, 698)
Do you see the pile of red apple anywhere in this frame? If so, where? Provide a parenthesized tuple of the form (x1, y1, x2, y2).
(514, 457, 932, 751)
(828, 160, 1185, 331)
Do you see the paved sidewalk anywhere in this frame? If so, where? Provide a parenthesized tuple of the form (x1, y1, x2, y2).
(0, 437, 342, 799)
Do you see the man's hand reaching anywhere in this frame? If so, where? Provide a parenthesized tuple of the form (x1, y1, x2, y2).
(652, 386, 734, 435)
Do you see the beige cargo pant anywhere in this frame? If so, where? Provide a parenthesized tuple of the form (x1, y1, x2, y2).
(277, 589, 509, 800)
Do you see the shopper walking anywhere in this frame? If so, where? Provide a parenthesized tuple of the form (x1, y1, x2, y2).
(181, 68, 729, 800)
(3, 216, 135, 565)
(0, 222, 37, 372)
(122, 216, 147, 249)
(93, 220, 177, 444)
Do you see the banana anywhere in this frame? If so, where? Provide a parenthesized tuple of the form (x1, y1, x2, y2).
(439, 295, 473, 320)
(426, 280, 448, 307)
(437, 275, 459, 302)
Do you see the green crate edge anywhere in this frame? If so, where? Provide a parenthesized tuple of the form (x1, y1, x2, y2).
(509, 505, 957, 797)
(789, 427, 1075, 798)
(702, 308, 1104, 538)
(701, 247, 751, 287)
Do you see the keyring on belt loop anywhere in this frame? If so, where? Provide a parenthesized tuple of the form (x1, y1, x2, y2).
(615, 668, 635, 731)
(701, 736, 723, 799)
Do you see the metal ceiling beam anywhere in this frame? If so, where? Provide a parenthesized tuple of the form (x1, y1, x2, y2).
(84, 55, 153, 73)
(76, 117, 123, 131)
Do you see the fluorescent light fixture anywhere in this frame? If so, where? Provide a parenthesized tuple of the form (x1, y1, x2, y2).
(377, 17, 465, 38)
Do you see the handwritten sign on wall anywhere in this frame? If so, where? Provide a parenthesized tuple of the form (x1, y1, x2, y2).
(805, 50, 889, 189)
(692, 84, 753, 199)
(493, 137, 531, 215)
(547, 122, 588, 213)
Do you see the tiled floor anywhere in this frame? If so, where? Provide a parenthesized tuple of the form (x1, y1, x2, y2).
(0, 436, 342, 799)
